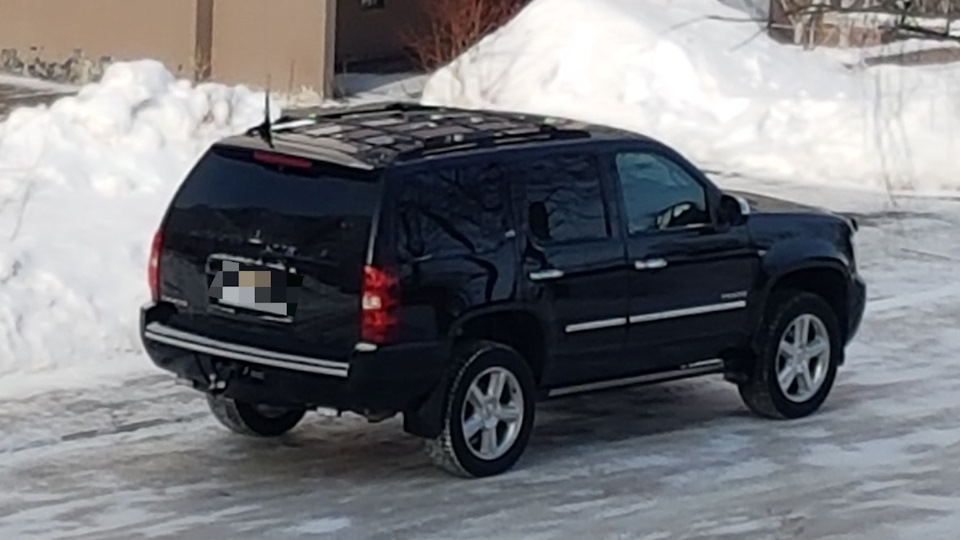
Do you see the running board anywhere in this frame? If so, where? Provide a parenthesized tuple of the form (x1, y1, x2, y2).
(546, 359, 724, 398)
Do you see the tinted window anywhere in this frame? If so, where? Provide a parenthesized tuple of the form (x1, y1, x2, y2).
(173, 151, 378, 217)
(517, 153, 609, 243)
(396, 163, 509, 260)
(167, 147, 380, 272)
(615, 152, 709, 234)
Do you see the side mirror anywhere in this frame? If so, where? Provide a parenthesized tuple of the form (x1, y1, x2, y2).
(718, 194, 749, 227)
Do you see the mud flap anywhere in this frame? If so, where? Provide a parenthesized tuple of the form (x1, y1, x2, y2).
(402, 372, 450, 439)
(721, 346, 757, 385)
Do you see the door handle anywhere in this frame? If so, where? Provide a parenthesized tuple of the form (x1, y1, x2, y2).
(529, 268, 564, 281)
(634, 258, 668, 270)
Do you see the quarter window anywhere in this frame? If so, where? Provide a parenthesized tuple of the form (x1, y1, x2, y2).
(396, 164, 510, 260)
(614, 152, 709, 234)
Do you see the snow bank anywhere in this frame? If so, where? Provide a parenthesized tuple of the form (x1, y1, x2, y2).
(0, 60, 275, 390)
(421, 0, 960, 192)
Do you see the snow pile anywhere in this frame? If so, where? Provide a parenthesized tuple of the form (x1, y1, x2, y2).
(422, 0, 960, 192)
(0, 60, 274, 390)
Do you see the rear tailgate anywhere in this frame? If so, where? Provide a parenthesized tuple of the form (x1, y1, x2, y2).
(157, 144, 382, 359)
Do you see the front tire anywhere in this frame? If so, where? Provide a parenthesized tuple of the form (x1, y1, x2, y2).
(425, 340, 536, 478)
(207, 395, 306, 437)
(739, 291, 842, 419)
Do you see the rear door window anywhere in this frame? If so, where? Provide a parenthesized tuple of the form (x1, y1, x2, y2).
(515, 153, 610, 244)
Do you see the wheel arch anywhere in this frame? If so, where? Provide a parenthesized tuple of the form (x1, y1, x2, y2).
(758, 258, 852, 349)
(403, 305, 549, 439)
(449, 305, 549, 385)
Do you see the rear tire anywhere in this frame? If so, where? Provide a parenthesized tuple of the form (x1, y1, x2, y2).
(425, 340, 536, 478)
(207, 395, 306, 437)
(738, 291, 841, 419)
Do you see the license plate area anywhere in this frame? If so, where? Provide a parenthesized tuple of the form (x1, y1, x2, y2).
(206, 254, 303, 323)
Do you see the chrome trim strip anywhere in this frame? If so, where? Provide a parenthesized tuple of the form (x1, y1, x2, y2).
(565, 317, 628, 334)
(143, 322, 350, 378)
(628, 300, 746, 325)
(547, 359, 724, 397)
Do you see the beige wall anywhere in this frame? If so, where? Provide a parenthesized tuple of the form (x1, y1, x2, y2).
(211, 0, 335, 95)
(0, 0, 197, 78)
(0, 0, 424, 96)
(334, 0, 427, 66)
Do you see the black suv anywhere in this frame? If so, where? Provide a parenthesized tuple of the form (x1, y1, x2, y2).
(140, 102, 866, 478)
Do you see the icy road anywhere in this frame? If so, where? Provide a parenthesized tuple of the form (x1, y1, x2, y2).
(4, 179, 960, 540)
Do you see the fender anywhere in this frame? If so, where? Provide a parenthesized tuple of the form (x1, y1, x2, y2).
(748, 237, 852, 336)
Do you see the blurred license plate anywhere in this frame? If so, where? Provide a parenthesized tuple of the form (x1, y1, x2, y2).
(206, 255, 302, 318)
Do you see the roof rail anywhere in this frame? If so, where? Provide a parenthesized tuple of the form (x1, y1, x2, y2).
(257, 101, 441, 137)
(284, 101, 435, 121)
(241, 101, 600, 166)
(397, 123, 591, 160)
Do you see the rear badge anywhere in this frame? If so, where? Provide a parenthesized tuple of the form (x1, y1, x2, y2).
(721, 290, 748, 301)
(208, 259, 303, 318)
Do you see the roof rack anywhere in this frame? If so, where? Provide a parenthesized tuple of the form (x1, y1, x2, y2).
(279, 101, 432, 123)
(397, 123, 590, 160)
(246, 101, 597, 167)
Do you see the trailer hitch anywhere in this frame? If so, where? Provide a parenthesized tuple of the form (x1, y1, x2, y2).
(205, 359, 241, 395)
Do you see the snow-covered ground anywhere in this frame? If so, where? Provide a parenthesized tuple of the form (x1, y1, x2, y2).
(422, 0, 960, 193)
(2, 180, 960, 539)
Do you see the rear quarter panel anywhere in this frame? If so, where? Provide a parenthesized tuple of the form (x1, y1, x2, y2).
(376, 158, 521, 344)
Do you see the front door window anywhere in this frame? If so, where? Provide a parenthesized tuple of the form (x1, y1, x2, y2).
(614, 152, 710, 235)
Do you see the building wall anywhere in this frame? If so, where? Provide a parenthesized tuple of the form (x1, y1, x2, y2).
(211, 0, 335, 95)
(0, 0, 424, 94)
(0, 0, 198, 82)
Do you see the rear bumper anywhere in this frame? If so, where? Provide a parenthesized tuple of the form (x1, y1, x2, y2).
(139, 303, 448, 414)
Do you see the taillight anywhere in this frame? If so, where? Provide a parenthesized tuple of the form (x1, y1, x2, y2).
(361, 265, 398, 344)
(148, 230, 163, 302)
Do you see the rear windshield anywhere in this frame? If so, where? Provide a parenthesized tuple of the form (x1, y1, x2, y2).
(171, 146, 379, 218)
(165, 146, 381, 273)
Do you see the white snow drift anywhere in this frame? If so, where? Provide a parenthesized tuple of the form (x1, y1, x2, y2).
(422, 0, 960, 192)
(0, 60, 275, 390)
